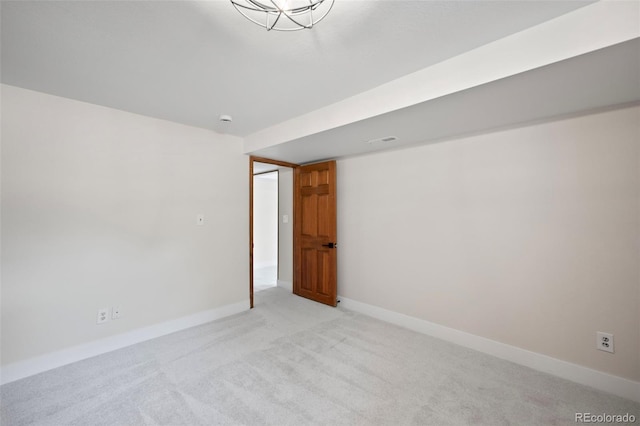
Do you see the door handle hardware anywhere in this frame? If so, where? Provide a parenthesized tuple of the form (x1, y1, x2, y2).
(322, 242, 337, 248)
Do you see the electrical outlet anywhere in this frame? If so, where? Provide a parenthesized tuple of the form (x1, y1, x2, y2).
(596, 332, 614, 353)
(112, 306, 121, 320)
(97, 308, 109, 324)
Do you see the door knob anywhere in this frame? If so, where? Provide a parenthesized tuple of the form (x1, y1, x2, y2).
(322, 242, 337, 248)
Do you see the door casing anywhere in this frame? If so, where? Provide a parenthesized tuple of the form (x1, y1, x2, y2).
(249, 156, 298, 308)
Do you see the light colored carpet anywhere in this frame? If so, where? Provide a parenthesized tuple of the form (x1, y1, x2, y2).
(2, 287, 638, 425)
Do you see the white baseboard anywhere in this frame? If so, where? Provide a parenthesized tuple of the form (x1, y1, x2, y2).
(338, 296, 640, 403)
(277, 279, 293, 292)
(1, 299, 250, 385)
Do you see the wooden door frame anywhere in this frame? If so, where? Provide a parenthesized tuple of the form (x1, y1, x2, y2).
(249, 156, 299, 308)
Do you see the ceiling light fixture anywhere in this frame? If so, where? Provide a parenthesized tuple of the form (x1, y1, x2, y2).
(230, 0, 334, 31)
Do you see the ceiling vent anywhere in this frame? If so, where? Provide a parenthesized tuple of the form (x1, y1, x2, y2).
(366, 136, 398, 145)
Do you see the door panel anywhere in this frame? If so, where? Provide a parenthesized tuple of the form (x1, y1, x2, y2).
(294, 161, 337, 307)
(317, 194, 330, 237)
(318, 250, 331, 296)
(302, 195, 317, 236)
(301, 248, 316, 291)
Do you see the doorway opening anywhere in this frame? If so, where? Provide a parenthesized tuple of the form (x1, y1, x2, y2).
(249, 156, 338, 308)
(253, 169, 279, 292)
(250, 157, 298, 308)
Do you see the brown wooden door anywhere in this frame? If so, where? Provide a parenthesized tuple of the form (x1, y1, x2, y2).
(294, 161, 337, 306)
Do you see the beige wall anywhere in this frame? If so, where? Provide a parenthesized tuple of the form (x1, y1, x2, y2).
(3, 82, 638, 383)
(1, 85, 249, 365)
(278, 168, 294, 287)
(337, 106, 640, 381)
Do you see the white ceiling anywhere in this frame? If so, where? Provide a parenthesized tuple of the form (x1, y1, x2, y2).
(2, 0, 594, 138)
(3, 0, 638, 166)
